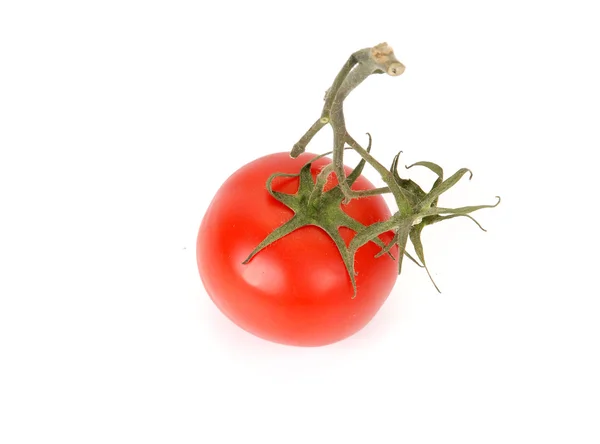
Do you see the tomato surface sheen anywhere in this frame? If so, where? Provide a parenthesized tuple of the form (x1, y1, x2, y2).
(197, 152, 398, 346)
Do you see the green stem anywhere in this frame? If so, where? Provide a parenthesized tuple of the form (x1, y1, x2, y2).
(345, 134, 413, 215)
(291, 44, 406, 205)
(291, 119, 327, 158)
(291, 51, 363, 158)
(321, 51, 365, 120)
(329, 52, 398, 203)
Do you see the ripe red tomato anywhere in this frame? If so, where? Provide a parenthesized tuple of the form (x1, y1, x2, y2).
(197, 152, 398, 346)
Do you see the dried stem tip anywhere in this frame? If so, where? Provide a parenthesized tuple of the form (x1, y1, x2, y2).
(371, 42, 405, 76)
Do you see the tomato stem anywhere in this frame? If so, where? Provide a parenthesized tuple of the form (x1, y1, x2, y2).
(246, 43, 500, 294)
(291, 43, 406, 204)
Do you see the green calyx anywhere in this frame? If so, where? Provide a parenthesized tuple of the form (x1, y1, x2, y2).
(347, 150, 501, 292)
(242, 42, 500, 296)
(242, 144, 414, 298)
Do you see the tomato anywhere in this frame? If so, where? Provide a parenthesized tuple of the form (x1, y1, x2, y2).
(196, 152, 398, 346)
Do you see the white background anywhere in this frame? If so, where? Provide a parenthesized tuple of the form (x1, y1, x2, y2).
(1, 1, 599, 443)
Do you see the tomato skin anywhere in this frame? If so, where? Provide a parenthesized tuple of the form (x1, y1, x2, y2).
(197, 152, 398, 346)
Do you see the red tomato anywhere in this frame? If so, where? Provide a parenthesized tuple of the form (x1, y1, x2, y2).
(197, 152, 398, 346)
